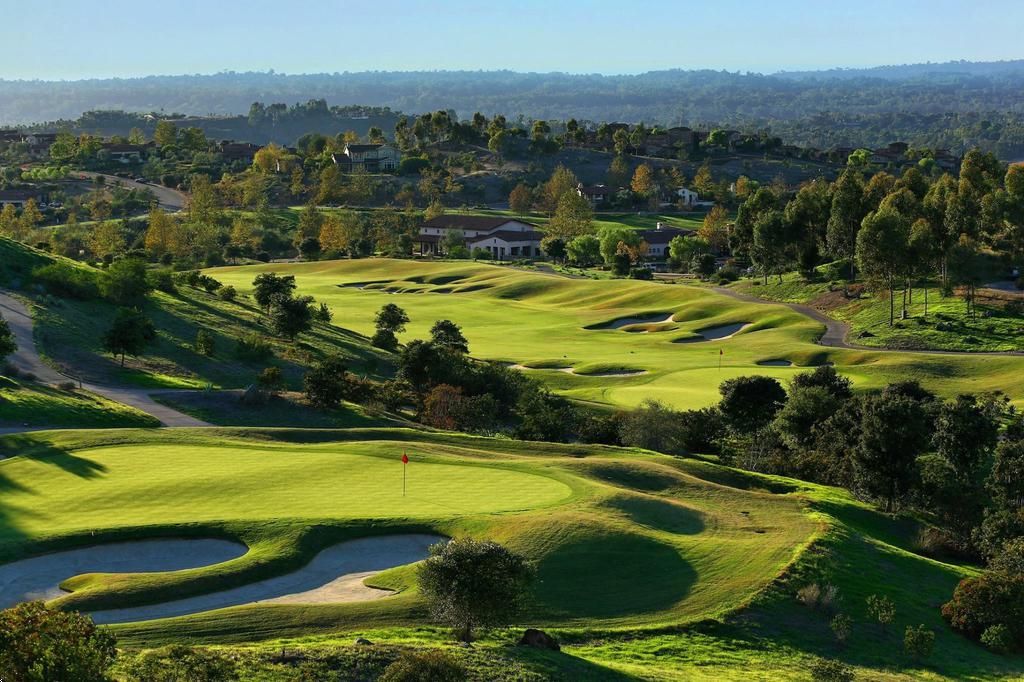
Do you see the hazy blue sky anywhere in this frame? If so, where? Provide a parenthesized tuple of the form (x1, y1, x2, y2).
(3, 0, 1022, 79)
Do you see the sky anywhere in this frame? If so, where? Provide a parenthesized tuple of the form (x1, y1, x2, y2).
(2, 0, 1023, 80)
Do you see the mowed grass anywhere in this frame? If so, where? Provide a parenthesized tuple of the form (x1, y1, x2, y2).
(208, 259, 1024, 409)
(0, 375, 158, 429)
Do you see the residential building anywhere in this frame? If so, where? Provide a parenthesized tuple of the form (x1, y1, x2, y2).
(101, 143, 150, 164)
(638, 223, 695, 261)
(0, 189, 38, 208)
(576, 183, 616, 207)
(675, 187, 699, 209)
(219, 141, 261, 165)
(331, 143, 401, 172)
(413, 215, 543, 259)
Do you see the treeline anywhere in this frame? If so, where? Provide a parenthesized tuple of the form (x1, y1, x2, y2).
(728, 149, 1024, 321)
(6, 65, 1024, 154)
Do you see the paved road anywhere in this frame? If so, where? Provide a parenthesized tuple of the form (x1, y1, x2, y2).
(73, 171, 186, 212)
(713, 286, 1023, 356)
(0, 292, 209, 430)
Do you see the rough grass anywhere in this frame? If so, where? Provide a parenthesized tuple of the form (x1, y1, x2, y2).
(0, 375, 158, 429)
(208, 259, 1024, 409)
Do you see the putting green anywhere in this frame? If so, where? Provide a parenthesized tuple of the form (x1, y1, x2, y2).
(209, 259, 1024, 409)
(0, 442, 573, 541)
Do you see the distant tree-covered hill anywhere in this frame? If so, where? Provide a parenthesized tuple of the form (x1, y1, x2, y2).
(3, 61, 1024, 156)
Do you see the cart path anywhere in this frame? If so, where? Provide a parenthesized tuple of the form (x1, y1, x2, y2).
(712, 286, 1023, 356)
(0, 292, 209, 430)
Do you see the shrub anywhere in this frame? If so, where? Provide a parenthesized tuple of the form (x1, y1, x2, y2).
(100, 258, 152, 305)
(810, 658, 855, 682)
(678, 406, 726, 452)
(379, 650, 465, 682)
(981, 624, 1014, 654)
(448, 244, 471, 259)
(629, 267, 653, 280)
(303, 354, 349, 408)
(372, 329, 399, 352)
(57, 380, 77, 391)
(866, 594, 895, 633)
(195, 329, 216, 357)
(0, 601, 117, 682)
(32, 262, 99, 299)
(217, 285, 237, 302)
(797, 583, 840, 612)
(235, 334, 273, 361)
(941, 572, 1024, 647)
(121, 644, 237, 682)
(712, 265, 740, 283)
(146, 268, 176, 294)
(903, 624, 935, 662)
(472, 247, 491, 260)
(417, 537, 534, 641)
(397, 156, 430, 176)
(256, 367, 284, 394)
(830, 613, 853, 647)
(312, 302, 333, 323)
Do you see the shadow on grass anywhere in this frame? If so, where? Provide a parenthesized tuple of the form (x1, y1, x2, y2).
(505, 645, 642, 681)
(0, 434, 106, 478)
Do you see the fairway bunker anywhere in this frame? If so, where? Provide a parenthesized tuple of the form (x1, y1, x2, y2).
(0, 538, 247, 609)
(672, 322, 753, 343)
(86, 534, 444, 624)
(511, 364, 647, 377)
(585, 312, 677, 331)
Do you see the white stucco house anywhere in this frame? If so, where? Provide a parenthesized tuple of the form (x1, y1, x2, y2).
(413, 215, 544, 259)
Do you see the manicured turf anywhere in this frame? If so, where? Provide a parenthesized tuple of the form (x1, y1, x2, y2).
(0, 375, 158, 429)
(208, 259, 1024, 409)
(1, 427, 1020, 679)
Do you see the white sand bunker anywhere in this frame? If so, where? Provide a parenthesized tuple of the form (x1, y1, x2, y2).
(88, 534, 443, 624)
(510, 364, 646, 377)
(0, 538, 247, 609)
(673, 323, 752, 343)
(586, 312, 676, 331)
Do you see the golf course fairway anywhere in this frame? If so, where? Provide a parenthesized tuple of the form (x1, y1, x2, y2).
(209, 259, 1024, 409)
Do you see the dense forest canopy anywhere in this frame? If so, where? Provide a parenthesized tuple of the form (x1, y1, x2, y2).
(4, 61, 1024, 157)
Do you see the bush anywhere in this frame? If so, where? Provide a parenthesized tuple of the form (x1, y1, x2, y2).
(235, 334, 274, 361)
(810, 658, 855, 682)
(830, 613, 853, 647)
(146, 268, 176, 294)
(121, 644, 237, 682)
(629, 267, 653, 280)
(32, 262, 99, 299)
(217, 285, 237, 302)
(678, 407, 726, 452)
(797, 583, 840, 612)
(379, 650, 465, 682)
(981, 624, 1014, 654)
(372, 329, 399, 352)
(57, 380, 77, 391)
(903, 624, 935, 662)
(472, 247, 491, 260)
(0, 601, 117, 682)
(195, 329, 216, 357)
(397, 156, 430, 176)
(256, 366, 284, 393)
(941, 572, 1024, 647)
(303, 354, 349, 408)
(448, 245, 471, 259)
(712, 265, 740, 283)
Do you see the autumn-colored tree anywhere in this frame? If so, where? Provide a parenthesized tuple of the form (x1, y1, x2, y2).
(253, 143, 283, 172)
(631, 163, 657, 197)
(316, 164, 344, 204)
(229, 216, 261, 254)
(509, 183, 532, 215)
(144, 208, 185, 257)
(187, 174, 219, 225)
(693, 162, 714, 196)
(0, 203, 17, 238)
(154, 120, 178, 147)
(89, 221, 126, 259)
(699, 204, 731, 251)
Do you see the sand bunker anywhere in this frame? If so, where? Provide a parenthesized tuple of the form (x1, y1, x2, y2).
(86, 534, 443, 624)
(511, 364, 646, 377)
(757, 359, 793, 367)
(586, 312, 676, 331)
(0, 538, 247, 609)
(673, 323, 752, 343)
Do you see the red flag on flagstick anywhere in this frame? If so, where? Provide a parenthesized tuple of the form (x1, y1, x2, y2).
(401, 453, 409, 496)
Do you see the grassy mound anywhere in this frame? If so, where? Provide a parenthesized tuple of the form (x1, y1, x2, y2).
(207, 259, 1024, 409)
(0, 375, 158, 430)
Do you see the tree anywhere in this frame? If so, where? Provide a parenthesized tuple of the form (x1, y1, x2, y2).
(430, 319, 469, 353)
(826, 169, 866, 279)
(668, 235, 710, 272)
(598, 225, 640, 265)
(509, 183, 532, 215)
(417, 537, 534, 641)
(252, 273, 296, 311)
(854, 392, 930, 511)
(102, 307, 156, 366)
(933, 394, 1000, 482)
(195, 329, 215, 356)
(857, 206, 911, 325)
(718, 376, 787, 435)
(566, 234, 601, 267)
(268, 295, 314, 339)
(154, 120, 178, 147)
(100, 258, 151, 306)
(691, 253, 717, 278)
(0, 601, 117, 682)
(751, 210, 793, 284)
(540, 235, 566, 262)
(303, 354, 348, 408)
(542, 165, 579, 214)
(866, 594, 896, 634)
(547, 190, 593, 239)
(145, 208, 185, 258)
(89, 221, 126, 260)
(373, 303, 409, 350)
(773, 385, 842, 450)
(904, 625, 936, 662)
(186, 174, 219, 225)
(630, 163, 656, 198)
(0, 314, 15, 361)
(698, 204, 731, 251)
(619, 399, 681, 453)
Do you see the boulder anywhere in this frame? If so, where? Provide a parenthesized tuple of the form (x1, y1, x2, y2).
(518, 628, 560, 651)
(354, 637, 373, 645)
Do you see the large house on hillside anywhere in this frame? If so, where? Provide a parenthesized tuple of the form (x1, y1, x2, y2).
(100, 142, 152, 163)
(219, 141, 261, 165)
(638, 223, 695, 261)
(414, 215, 544, 260)
(0, 189, 38, 208)
(331, 143, 401, 172)
(577, 183, 618, 207)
